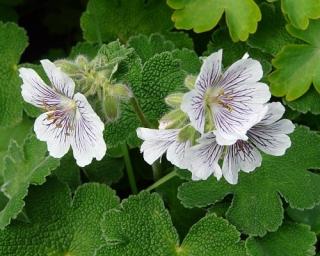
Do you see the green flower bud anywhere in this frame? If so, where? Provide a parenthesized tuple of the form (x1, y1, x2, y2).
(165, 93, 184, 108)
(159, 109, 187, 129)
(108, 84, 133, 99)
(102, 95, 120, 122)
(184, 75, 197, 90)
(178, 125, 197, 143)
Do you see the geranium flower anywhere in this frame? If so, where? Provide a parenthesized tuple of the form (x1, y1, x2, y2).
(188, 102, 295, 184)
(181, 50, 271, 145)
(19, 60, 106, 167)
(136, 127, 193, 169)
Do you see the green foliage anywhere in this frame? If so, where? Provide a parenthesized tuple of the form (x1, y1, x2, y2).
(106, 51, 186, 147)
(0, 135, 60, 229)
(178, 126, 320, 236)
(0, 22, 28, 126)
(0, 178, 120, 255)
(287, 204, 320, 234)
(246, 223, 316, 256)
(97, 191, 246, 255)
(81, 0, 173, 43)
(167, 0, 261, 42)
(269, 20, 320, 101)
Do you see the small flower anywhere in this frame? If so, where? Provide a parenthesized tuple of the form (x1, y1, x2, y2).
(181, 50, 271, 145)
(19, 60, 106, 167)
(188, 102, 295, 184)
(136, 126, 195, 169)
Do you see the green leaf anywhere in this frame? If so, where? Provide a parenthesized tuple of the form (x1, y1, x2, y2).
(172, 48, 201, 74)
(284, 87, 320, 115)
(97, 191, 246, 255)
(0, 178, 120, 255)
(0, 117, 33, 175)
(0, 22, 28, 126)
(128, 33, 175, 64)
(0, 135, 59, 229)
(206, 29, 272, 77)
(269, 20, 320, 101)
(167, 0, 261, 41)
(287, 204, 320, 234)
(178, 126, 320, 236)
(247, 3, 297, 56)
(105, 52, 185, 147)
(83, 155, 124, 185)
(246, 223, 316, 256)
(162, 31, 194, 50)
(81, 0, 173, 43)
(52, 153, 81, 191)
(69, 41, 99, 59)
(274, 0, 320, 30)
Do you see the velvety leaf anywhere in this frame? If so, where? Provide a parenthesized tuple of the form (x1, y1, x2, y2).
(167, 0, 261, 41)
(97, 191, 246, 255)
(178, 126, 320, 236)
(69, 41, 99, 59)
(0, 22, 28, 126)
(0, 135, 60, 229)
(246, 223, 316, 256)
(81, 0, 173, 43)
(0, 178, 120, 255)
(269, 20, 320, 101)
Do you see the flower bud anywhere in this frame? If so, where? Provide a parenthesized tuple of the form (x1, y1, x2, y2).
(103, 95, 120, 122)
(178, 125, 197, 143)
(184, 75, 197, 90)
(165, 93, 184, 108)
(109, 84, 133, 99)
(159, 109, 187, 129)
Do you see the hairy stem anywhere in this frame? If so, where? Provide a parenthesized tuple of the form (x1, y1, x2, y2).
(129, 97, 152, 128)
(146, 169, 178, 192)
(121, 143, 138, 194)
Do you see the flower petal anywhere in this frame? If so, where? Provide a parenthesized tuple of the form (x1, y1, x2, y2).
(213, 82, 270, 145)
(181, 90, 206, 133)
(196, 50, 222, 91)
(71, 93, 106, 167)
(188, 133, 224, 180)
(222, 141, 262, 184)
(34, 113, 71, 158)
(219, 57, 263, 88)
(258, 102, 285, 125)
(40, 59, 75, 98)
(166, 140, 192, 169)
(19, 67, 61, 108)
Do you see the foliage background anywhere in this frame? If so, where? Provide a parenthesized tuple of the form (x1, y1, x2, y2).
(0, 0, 320, 255)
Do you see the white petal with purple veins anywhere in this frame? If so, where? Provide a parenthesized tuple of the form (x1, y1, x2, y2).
(19, 67, 61, 109)
(166, 139, 192, 169)
(40, 59, 75, 98)
(34, 113, 72, 158)
(181, 90, 206, 134)
(188, 133, 224, 180)
(71, 93, 106, 167)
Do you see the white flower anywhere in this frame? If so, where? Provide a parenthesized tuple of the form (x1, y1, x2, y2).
(181, 50, 271, 145)
(188, 102, 295, 184)
(19, 59, 106, 167)
(136, 127, 192, 169)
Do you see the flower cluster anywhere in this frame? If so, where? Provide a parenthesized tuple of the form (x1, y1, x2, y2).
(137, 50, 295, 184)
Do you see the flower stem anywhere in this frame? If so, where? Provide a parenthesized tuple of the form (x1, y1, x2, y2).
(146, 169, 178, 192)
(121, 143, 138, 194)
(151, 160, 162, 181)
(129, 97, 152, 128)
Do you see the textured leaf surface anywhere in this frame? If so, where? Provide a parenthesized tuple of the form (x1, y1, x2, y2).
(0, 178, 120, 256)
(248, 3, 297, 56)
(105, 52, 185, 147)
(0, 135, 59, 229)
(269, 20, 320, 101)
(81, 0, 172, 43)
(178, 126, 320, 236)
(284, 87, 320, 115)
(97, 192, 246, 255)
(167, 0, 261, 41)
(246, 223, 316, 256)
(0, 22, 28, 126)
